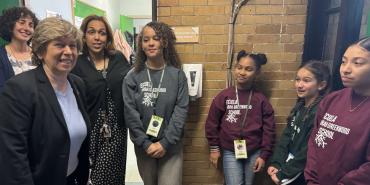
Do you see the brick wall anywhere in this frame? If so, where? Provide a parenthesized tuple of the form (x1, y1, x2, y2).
(158, 0, 308, 184)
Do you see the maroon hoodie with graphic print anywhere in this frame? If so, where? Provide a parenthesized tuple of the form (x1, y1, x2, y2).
(305, 88, 370, 185)
(205, 86, 276, 161)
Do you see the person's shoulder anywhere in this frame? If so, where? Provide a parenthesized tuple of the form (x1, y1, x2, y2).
(214, 86, 234, 99)
(0, 45, 8, 58)
(0, 45, 6, 52)
(68, 73, 83, 84)
(75, 53, 89, 68)
(318, 88, 349, 110)
(253, 90, 270, 100)
(167, 65, 181, 72)
(322, 88, 348, 102)
(4, 69, 37, 93)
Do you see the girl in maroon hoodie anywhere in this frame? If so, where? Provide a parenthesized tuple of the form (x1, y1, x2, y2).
(305, 37, 370, 185)
(205, 50, 276, 185)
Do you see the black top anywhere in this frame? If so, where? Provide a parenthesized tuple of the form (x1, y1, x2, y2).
(72, 51, 131, 127)
(0, 46, 14, 92)
(270, 103, 319, 181)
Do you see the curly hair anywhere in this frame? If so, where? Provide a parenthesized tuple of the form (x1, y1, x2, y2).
(134, 21, 181, 72)
(0, 7, 38, 42)
(31, 17, 82, 65)
(79, 15, 115, 56)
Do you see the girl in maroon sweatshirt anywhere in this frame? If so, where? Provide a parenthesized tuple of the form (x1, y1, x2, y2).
(205, 50, 276, 185)
(305, 37, 370, 185)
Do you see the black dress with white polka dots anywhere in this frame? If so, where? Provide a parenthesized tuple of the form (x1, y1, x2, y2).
(88, 89, 127, 185)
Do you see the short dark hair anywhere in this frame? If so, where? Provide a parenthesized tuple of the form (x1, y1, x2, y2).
(0, 7, 38, 42)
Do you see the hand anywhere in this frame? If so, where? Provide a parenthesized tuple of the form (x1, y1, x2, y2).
(253, 157, 265, 172)
(209, 151, 221, 168)
(271, 174, 280, 185)
(146, 142, 166, 158)
(267, 166, 279, 176)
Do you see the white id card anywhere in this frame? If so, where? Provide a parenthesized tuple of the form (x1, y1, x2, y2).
(234, 139, 248, 159)
(146, 115, 163, 137)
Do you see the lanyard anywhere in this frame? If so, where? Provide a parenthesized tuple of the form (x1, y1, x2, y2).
(146, 65, 165, 114)
(235, 86, 253, 138)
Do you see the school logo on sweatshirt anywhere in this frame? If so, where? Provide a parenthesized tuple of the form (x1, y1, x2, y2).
(225, 99, 252, 123)
(314, 113, 350, 149)
(140, 82, 166, 107)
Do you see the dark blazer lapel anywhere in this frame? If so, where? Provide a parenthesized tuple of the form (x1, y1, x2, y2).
(35, 66, 69, 132)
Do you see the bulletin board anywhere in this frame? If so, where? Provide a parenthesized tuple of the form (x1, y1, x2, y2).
(73, 0, 105, 27)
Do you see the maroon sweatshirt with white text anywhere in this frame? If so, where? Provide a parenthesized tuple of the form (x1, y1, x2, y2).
(205, 86, 276, 161)
(305, 88, 370, 185)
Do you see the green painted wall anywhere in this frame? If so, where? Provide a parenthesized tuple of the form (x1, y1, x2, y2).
(120, 15, 133, 34)
(74, 0, 105, 18)
(0, 0, 19, 14)
(0, 0, 19, 46)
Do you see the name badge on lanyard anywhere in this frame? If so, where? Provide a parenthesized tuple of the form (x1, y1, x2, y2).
(146, 115, 164, 137)
(234, 139, 248, 159)
(234, 86, 253, 159)
(145, 64, 166, 138)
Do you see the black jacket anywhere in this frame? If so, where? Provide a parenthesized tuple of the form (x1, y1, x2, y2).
(0, 66, 90, 185)
(0, 46, 14, 92)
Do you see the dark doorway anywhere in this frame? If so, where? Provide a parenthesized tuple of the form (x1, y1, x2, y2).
(302, 0, 365, 91)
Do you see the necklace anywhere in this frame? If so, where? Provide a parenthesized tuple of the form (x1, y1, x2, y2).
(7, 45, 31, 61)
(89, 54, 107, 79)
(349, 96, 369, 112)
(145, 61, 165, 70)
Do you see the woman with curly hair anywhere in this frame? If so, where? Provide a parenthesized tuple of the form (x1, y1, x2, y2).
(122, 21, 189, 185)
(0, 6, 38, 92)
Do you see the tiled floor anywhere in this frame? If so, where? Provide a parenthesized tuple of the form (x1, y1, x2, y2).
(126, 183, 144, 185)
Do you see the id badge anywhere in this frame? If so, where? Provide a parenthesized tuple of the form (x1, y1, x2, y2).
(146, 115, 163, 137)
(234, 139, 248, 159)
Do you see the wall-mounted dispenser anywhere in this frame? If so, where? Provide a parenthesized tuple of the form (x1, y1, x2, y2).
(183, 64, 202, 101)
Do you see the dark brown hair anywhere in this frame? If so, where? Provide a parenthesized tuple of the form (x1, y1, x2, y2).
(0, 6, 38, 42)
(236, 50, 267, 70)
(134, 21, 181, 72)
(286, 60, 332, 123)
(79, 15, 115, 56)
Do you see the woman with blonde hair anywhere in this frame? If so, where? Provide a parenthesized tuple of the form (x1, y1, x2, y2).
(0, 17, 90, 185)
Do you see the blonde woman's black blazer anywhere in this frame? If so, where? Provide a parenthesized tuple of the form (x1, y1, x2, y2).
(0, 66, 90, 185)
